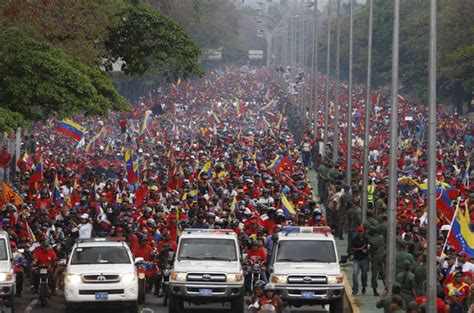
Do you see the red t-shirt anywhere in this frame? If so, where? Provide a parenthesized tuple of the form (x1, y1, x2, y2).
(33, 246, 57, 265)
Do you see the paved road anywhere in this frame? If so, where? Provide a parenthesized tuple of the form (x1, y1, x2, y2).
(13, 290, 333, 313)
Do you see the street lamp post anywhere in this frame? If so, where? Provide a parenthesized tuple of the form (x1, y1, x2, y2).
(426, 0, 438, 311)
(331, 0, 341, 164)
(386, 0, 400, 295)
(346, 0, 354, 186)
(323, 1, 331, 156)
(361, 0, 374, 223)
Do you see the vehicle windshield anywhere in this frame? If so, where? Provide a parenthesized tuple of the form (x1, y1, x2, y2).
(276, 240, 336, 263)
(178, 238, 237, 261)
(70, 246, 131, 265)
(0, 239, 8, 261)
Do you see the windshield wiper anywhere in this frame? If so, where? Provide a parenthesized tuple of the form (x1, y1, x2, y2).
(276, 258, 293, 262)
(178, 256, 202, 260)
(299, 258, 332, 263)
(202, 256, 234, 261)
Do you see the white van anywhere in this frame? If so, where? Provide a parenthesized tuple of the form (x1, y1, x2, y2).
(0, 231, 15, 312)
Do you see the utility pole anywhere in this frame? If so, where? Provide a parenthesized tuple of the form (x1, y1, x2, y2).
(331, 0, 341, 164)
(313, 0, 319, 138)
(323, 1, 331, 156)
(426, 0, 438, 311)
(346, 0, 354, 186)
(361, 0, 374, 224)
(386, 0, 400, 295)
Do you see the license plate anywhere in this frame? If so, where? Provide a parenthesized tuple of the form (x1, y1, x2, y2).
(138, 273, 145, 279)
(301, 291, 315, 299)
(95, 292, 108, 300)
(40, 269, 48, 274)
(198, 289, 212, 296)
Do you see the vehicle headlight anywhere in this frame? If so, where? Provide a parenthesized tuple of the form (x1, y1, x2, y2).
(0, 273, 14, 282)
(327, 276, 344, 284)
(227, 273, 244, 282)
(121, 272, 137, 283)
(66, 274, 81, 284)
(271, 275, 288, 284)
(169, 272, 187, 281)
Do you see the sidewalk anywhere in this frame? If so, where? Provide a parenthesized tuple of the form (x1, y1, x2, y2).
(307, 170, 381, 313)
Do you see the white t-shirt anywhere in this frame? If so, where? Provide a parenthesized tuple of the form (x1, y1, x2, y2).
(78, 223, 93, 239)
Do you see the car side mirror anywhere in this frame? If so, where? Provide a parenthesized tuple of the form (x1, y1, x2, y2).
(340, 255, 348, 264)
(135, 257, 144, 264)
(242, 253, 248, 261)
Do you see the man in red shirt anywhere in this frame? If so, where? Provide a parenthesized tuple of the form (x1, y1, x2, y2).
(156, 232, 177, 253)
(0, 146, 11, 180)
(32, 240, 57, 295)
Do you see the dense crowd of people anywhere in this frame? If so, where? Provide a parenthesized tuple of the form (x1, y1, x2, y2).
(0, 66, 472, 312)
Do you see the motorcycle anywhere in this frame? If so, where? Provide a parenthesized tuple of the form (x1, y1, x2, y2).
(37, 265, 50, 307)
(245, 258, 264, 293)
(54, 259, 67, 291)
(135, 257, 146, 304)
(248, 302, 276, 313)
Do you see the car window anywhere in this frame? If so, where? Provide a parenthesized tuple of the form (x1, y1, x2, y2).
(276, 240, 336, 263)
(0, 239, 8, 261)
(178, 238, 237, 261)
(70, 246, 131, 265)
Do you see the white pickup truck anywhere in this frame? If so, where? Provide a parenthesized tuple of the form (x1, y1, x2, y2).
(269, 226, 345, 313)
(168, 229, 245, 313)
(64, 238, 138, 313)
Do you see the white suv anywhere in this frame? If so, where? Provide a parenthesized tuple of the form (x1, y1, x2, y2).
(269, 227, 345, 313)
(64, 238, 138, 313)
(168, 229, 245, 313)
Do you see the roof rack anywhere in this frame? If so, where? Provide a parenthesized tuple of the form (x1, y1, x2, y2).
(182, 228, 234, 235)
(76, 237, 126, 247)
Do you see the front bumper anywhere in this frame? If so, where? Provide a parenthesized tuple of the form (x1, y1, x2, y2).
(0, 283, 14, 297)
(275, 284, 344, 303)
(64, 281, 138, 303)
(169, 281, 244, 302)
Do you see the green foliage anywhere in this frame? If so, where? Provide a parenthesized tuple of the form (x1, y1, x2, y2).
(104, 4, 203, 79)
(0, 108, 28, 132)
(0, 29, 129, 131)
(317, 0, 473, 104)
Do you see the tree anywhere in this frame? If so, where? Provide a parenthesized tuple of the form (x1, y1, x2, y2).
(0, 29, 129, 131)
(104, 4, 202, 79)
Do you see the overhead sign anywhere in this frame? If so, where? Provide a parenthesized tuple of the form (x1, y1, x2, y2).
(203, 48, 222, 61)
(248, 50, 264, 60)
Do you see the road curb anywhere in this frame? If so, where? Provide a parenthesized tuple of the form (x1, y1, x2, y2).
(342, 269, 360, 313)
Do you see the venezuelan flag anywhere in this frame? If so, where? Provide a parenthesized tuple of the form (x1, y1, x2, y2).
(209, 112, 221, 125)
(56, 119, 86, 141)
(30, 162, 43, 184)
(125, 149, 139, 184)
(280, 193, 296, 218)
(86, 127, 106, 152)
(182, 189, 198, 201)
(52, 175, 63, 205)
(138, 110, 153, 140)
(199, 161, 212, 178)
(276, 113, 283, 129)
(230, 195, 238, 213)
(269, 155, 283, 170)
(448, 207, 474, 256)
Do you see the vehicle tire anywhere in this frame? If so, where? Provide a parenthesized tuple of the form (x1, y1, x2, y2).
(129, 301, 138, 313)
(138, 279, 146, 304)
(330, 296, 344, 313)
(39, 284, 48, 307)
(231, 296, 244, 313)
(7, 293, 15, 313)
(168, 294, 183, 313)
(64, 303, 74, 313)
